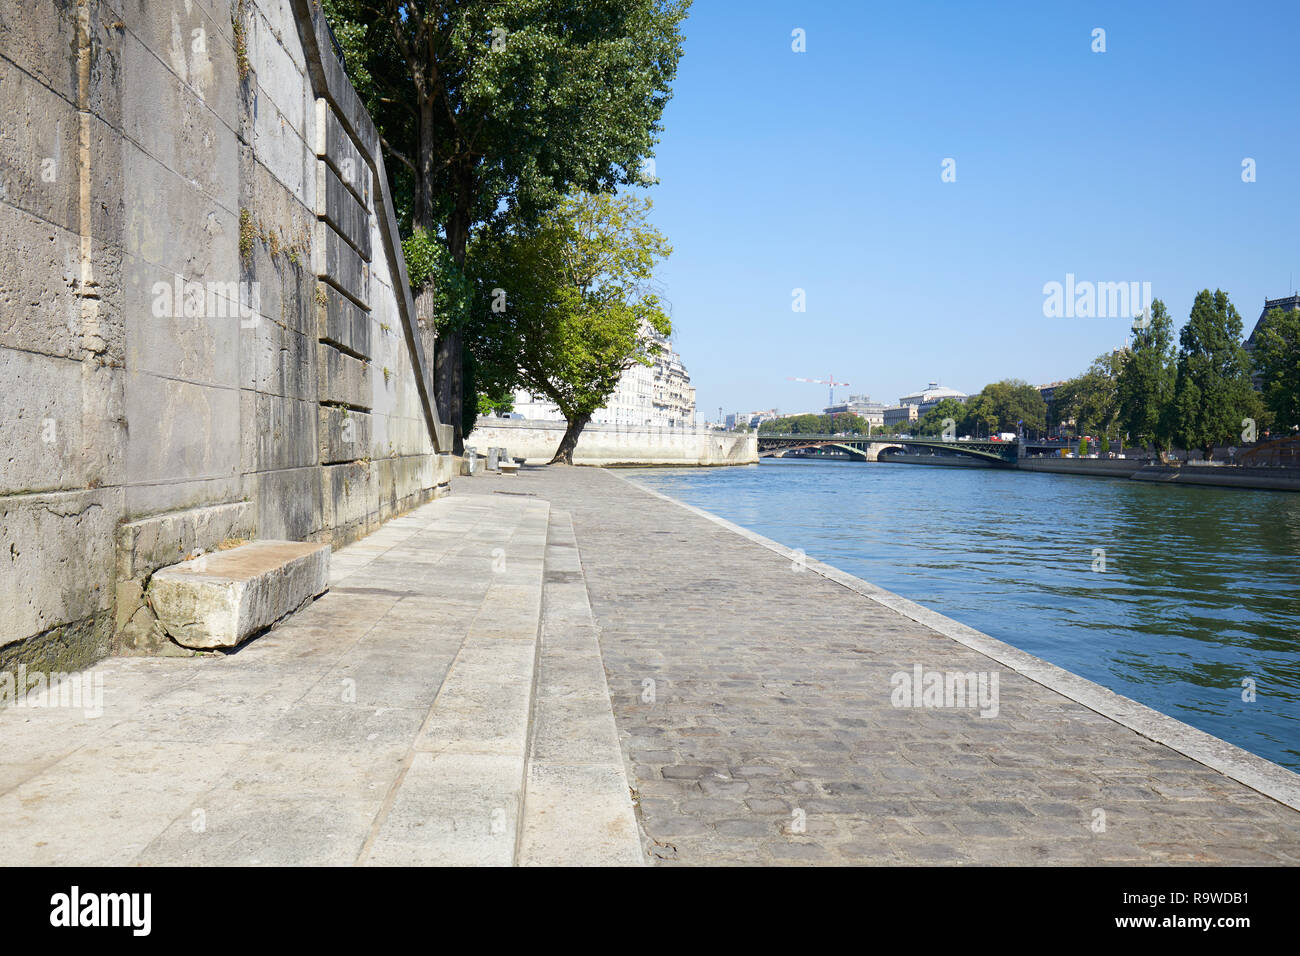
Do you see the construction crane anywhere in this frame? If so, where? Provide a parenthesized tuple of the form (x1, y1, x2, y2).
(789, 375, 851, 432)
(789, 375, 850, 409)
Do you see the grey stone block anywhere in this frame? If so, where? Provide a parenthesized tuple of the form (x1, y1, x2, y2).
(149, 540, 330, 649)
(316, 160, 371, 261)
(316, 282, 371, 358)
(312, 98, 372, 208)
(312, 220, 369, 307)
(317, 343, 371, 410)
(318, 406, 372, 464)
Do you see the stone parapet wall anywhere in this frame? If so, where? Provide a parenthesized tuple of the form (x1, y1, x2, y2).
(0, 0, 453, 672)
(469, 419, 758, 466)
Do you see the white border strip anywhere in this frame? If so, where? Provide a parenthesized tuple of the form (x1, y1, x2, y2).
(612, 471, 1300, 813)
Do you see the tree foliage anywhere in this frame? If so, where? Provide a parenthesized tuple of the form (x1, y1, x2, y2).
(758, 413, 873, 435)
(471, 191, 672, 463)
(1116, 299, 1175, 450)
(1055, 353, 1124, 440)
(913, 398, 967, 436)
(1252, 306, 1300, 433)
(323, 0, 690, 446)
(1170, 290, 1256, 458)
(961, 380, 1046, 435)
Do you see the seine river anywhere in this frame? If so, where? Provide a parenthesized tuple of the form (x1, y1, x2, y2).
(627, 458, 1300, 771)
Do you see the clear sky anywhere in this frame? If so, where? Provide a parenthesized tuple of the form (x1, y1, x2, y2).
(640, 0, 1300, 420)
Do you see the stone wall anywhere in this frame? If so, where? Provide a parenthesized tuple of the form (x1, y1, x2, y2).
(0, 0, 453, 671)
(468, 419, 758, 466)
(1017, 457, 1300, 491)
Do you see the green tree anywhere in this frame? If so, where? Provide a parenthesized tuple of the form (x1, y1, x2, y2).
(915, 398, 967, 437)
(1056, 353, 1124, 442)
(962, 380, 1045, 436)
(1252, 306, 1300, 433)
(1170, 290, 1255, 459)
(324, 0, 690, 451)
(473, 192, 672, 464)
(960, 393, 997, 437)
(1117, 299, 1175, 453)
(476, 391, 515, 417)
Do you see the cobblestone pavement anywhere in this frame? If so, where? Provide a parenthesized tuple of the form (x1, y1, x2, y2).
(470, 465, 1300, 865)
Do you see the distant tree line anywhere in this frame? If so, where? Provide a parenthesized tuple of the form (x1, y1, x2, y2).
(760, 290, 1299, 461)
(1051, 291, 1298, 459)
(758, 413, 873, 435)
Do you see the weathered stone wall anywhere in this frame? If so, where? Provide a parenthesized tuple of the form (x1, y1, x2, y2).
(468, 419, 758, 466)
(0, 0, 453, 671)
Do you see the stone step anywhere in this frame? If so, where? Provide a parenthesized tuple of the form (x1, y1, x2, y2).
(148, 541, 331, 650)
(517, 509, 644, 865)
(361, 494, 549, 866)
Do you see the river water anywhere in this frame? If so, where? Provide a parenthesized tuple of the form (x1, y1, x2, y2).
(627, 458, 1300, 771)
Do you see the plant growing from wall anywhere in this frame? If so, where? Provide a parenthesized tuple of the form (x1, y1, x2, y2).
(239, 209, 255, 261)
(232, 1, 251, 80)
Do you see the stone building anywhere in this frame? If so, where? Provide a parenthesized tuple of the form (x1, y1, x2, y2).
(898, 382, 969, 415)
(883, 404, 919, 428)
(824, 394, 885, 426)
(510, 327, 695, 428)
(1245, 294, 1300, 388)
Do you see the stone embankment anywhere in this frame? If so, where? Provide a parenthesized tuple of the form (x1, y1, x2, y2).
(468, 419, 757, 466)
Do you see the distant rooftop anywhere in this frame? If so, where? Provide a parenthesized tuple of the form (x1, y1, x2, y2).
(1246, 294, 1300, 350)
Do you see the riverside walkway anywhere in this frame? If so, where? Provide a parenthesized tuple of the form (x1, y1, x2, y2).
(472, 466, 1300, 865)
(1, 466, 1298, 865)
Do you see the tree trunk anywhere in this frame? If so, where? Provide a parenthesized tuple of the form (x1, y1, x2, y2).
(434, 329, 463, 452)
(551, 412, 592, 465)
(415, 284, 437, 403)
(434, 167, 474, 456)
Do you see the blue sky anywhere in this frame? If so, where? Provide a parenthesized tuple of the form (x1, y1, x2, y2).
(640, 0, 1300, 420)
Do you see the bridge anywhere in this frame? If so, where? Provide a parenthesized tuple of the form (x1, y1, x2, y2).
(757, 433, 1024, 464)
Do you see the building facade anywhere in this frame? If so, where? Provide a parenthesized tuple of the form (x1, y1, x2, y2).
(1245, 294, 1300, 388)
(508, 328, 695, 428)
(898, 382, 969, 415)
(883, 404, 919, 428)
(824, 393, 886, 426)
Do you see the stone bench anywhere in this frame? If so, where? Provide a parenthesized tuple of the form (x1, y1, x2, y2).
(148, 541, 330, 650)
(499, 461, 520, 474)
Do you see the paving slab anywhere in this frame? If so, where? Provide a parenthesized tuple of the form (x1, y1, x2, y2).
(0, 493, 551, 865)
(518, 509, 644, 867)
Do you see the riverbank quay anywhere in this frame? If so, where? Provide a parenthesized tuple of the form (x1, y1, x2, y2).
(873, 453, 1300, 492)
(0, 493, 640, 866)
(3, 466, 1298, 866)
(467, 418, 757, 466)
(468, 465, 1300, 865)
(1016, 457, 1300, 492)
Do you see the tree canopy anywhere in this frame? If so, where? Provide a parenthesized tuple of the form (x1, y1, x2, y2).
(1252, 306, 1300, 433)
(1116, 300, 1176, 451)
(324, 0, 690, 447)
(470, 191, 673, 463)
(1170, 290, 1256, 458)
